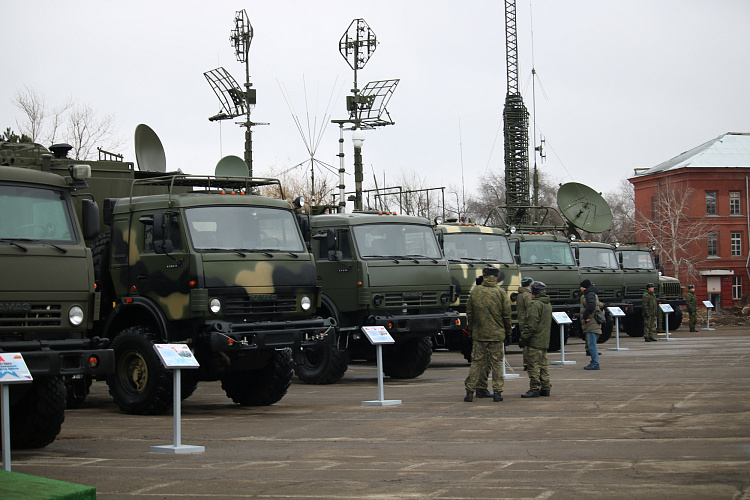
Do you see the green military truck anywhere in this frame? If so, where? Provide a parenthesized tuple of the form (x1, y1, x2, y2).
(4, 140, 333, 415)
(614, 243, 684, 336)
(434, 220, 521, 353)
(506, 231, 580, 350)
(569, 240, 623, 342)
(293, 209, 462, 384)
(0, 143, 114, 448)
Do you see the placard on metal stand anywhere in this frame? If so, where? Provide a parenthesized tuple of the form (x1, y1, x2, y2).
(659, 304, 675, 340)
(361, 326, 401, 406)
(150, 344, 205, 454)
(606, 307, 629, 351)
(503, 343, 519, 379)
(0, 353, 33, 471)
(701, 300, 715, 331)
(549, 312, 575, 365)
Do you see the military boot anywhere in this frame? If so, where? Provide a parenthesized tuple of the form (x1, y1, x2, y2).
(464, 392, 474, 402)
(521, 390, 540, 398)
(476, 389, 492, 398)
(493, 393, 503, 402)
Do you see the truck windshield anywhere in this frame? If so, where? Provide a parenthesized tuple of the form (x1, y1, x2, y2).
(619, 250, 655, 270)
(0, 184, 77, 243)
(185, 206, 306, 253)
(443, 233, 514, 263)
(353, 223, 442, 259)
(518, 240, 576, 265)
(579, 247, 619, 269)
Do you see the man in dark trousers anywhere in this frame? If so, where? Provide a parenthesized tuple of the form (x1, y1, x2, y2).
(579, 279, 603, 370)
(463, 266, 512, 402)
(519, 281, 552, 398)
(642, 283, 658, 342)
(516, 276, 533, 371)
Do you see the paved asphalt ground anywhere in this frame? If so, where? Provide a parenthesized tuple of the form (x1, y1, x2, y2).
(7, 326, 750, 499)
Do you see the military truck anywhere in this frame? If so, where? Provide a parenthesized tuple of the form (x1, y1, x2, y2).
(569, 240, 623, 342)
(293, 209, 462, 384)
(614, 243, 684, 336)
(0, 143, 114, 448)
(433, 220, 521, 352)
(3, 139, 333, 415)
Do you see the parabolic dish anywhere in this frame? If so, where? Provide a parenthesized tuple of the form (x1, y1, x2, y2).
(556, 182, 613, 233)
(215, 155, 249, 177)
(134, 124, 167, 172)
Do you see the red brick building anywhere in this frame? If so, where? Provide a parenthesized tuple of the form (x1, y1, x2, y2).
(629, 132, 750, 310)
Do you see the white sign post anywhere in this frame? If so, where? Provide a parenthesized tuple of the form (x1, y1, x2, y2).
(361, 326, 401, 406)
(150, 344, 204, 454)
(502, 343, 519, 379)
(0, 353, 33, 471)
(659, 304, 675, 340)
(606, 307, 628, 351)
(549, 313, 575, 365)
(702, 301, 715, 331)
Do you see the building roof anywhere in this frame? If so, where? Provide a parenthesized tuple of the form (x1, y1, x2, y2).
(631, 132, 750, 178)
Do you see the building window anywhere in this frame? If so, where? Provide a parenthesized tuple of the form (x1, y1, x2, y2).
(706, 191, 717, 215)
(730, 191, 741, 215)
(707, 231, 718, 257)
(732, 276, 742, 300)
(731, 232, 742, 256)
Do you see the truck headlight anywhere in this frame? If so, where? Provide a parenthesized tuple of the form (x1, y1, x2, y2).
(301, 296, 311, 311)
(210, 298, 222, 314)
(372, 294, 384, 307)
(68, 305, 84, 326)
(440, 292, 451, 305)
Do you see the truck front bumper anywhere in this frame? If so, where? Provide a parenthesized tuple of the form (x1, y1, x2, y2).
(207, 317, 335, 352)
(1, 337, 113, 377)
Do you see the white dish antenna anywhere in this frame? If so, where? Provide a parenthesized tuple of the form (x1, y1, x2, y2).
(215, 155, 249, 177)
(134, 124, 167, 172)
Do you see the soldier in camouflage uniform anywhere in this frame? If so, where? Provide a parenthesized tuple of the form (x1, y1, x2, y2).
(642, 283, 658, 342)
(464, 266, 512, 402)
(516, 276, 533, 371)
(519, 281, 552, 398)
(686, 285, 698, 332)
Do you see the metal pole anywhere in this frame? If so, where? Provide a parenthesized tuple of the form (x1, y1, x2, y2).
(338, 124, 346, 213)
(2, 384, 10, 471)
(354, 142, 363, 211)
(376, 345, 385, 401)
(173, 369, 182, 447)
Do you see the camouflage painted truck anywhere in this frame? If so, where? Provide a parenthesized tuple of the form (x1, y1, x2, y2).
(293, 209, 463, 384)
(614, 243, 684, 336)
(0, 143, 113, 448)
(5, 141, 333, 415)
(433, 219, 521, 355)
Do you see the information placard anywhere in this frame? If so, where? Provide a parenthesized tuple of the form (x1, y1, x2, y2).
(552, 312, 572, 325)
(0, 353, 32, 384)
(607, 307, 625, 317)
(153, 344, 200, 369)
(702, 301, 714, 308)
(362, 326, 395, 345)
(659, 304, 674, 313)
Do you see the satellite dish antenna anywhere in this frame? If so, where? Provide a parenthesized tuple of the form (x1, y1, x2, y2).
(215, 155, 249, 177)
(134, 124, 166, 172)
(556, 182, 613, 234)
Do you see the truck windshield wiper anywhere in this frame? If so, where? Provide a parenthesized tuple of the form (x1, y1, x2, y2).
(0, 238, 28, 252)
(405, 254, 438, 263)
(2, 238, 67, 253)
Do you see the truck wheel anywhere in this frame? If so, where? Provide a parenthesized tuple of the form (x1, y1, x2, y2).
(382, 337, 432, 379)
(64, 375, 92, 409)
(625, 311, 644, 337)
(6, 376, 66, 449)
(107, 326, 173, 415)
(667, 309, 683, 330)
(181, 369, 200, 400)
(294, 344, 348, 384)
(598, 315, 613, 343)
(548, 324, 569, 352)
(221, 348, 293, 405)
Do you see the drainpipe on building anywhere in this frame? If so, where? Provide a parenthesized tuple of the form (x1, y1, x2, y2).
(745, 176, 749, 289)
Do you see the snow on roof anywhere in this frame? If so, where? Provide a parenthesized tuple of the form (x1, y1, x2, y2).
(632, 132, 750, 177)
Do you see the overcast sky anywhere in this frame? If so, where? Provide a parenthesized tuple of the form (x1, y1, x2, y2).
(2, 1, 748, 212)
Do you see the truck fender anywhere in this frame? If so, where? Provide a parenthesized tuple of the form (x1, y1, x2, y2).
(102, 296, 171, 343)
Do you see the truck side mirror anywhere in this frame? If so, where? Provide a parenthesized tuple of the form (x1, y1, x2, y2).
(152, 213, 173, 254)
(80, 199, 100, 240)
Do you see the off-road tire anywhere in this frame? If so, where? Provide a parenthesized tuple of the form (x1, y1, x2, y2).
(383, 337, 433, 379)
(598, 315, 613, 343)
(294, 344, 348, 384)
(181, 369, 200, 400)
(221, 348, 293, 406)
(6, 376, 66, 449)
(64, 374, 92, 409)
(107, 326, 173, 415)
(624, 311, 645, 337)
(547, 324, 569, 352)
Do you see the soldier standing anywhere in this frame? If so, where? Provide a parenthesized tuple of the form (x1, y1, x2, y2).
(579, 279, 603, 370)
(642, 283, 658, 342)
(519, 281, 552, 398)
(516, 276, 533, 370)
(463, 267, 512, 402)
(686, 285, 698, 332)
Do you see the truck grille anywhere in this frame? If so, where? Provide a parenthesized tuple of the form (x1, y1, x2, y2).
(546, 289, 573, 302)
(383, 292, 438, 308)
(660, 281, 682, 299)
(0, 304, 62, 328)
(624, 286, 646, 299)
(223, 294, 297, 317)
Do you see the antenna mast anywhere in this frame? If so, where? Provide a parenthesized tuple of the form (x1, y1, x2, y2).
(503, 0, 531, 226)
